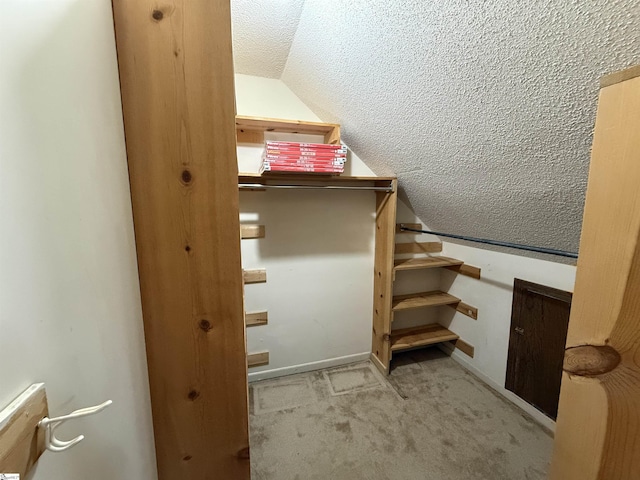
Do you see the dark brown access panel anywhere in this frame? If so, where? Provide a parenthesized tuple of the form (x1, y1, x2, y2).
(506, 279, 572, 420)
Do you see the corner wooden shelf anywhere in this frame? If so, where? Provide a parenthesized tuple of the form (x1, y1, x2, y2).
(238, 172, 396, 190)
(392, 291, 460, 311)
(372, 223, 480, 374)
(236, 115, 341, 144)
(394, 256, 464, 272)
(390, 324, 459, 352)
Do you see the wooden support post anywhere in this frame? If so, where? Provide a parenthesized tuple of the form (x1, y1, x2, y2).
(111, 1, 250, 478)
(550, 67, 640, 480)
(371, 180, 398, 375)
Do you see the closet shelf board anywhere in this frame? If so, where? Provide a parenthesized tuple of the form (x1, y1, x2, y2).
(390, 324, 459, 352)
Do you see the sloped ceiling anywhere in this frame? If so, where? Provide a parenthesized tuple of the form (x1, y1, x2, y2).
(233, 0, 640, 254)
(231, 0, 305, 78)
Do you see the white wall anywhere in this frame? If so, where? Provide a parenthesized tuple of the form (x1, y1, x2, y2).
(439, 241, 576, 429)
(0, 1, 156, 478)
(235, 74, 378, 380)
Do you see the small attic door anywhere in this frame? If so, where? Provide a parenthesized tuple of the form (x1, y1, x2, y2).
(506, 279, 572, 419)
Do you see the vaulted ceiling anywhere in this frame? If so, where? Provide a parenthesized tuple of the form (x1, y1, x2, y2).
(232, 0, 640, 254)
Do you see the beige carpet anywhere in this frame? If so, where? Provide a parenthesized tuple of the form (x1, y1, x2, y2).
(249, 348, 553, 480)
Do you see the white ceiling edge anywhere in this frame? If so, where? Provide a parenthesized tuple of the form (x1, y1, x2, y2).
(279, 0, 640, 255)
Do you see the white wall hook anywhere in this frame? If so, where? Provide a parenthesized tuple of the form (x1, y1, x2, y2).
(38, 400, 112, 452)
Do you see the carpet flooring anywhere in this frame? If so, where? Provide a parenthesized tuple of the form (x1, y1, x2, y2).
(249, 348, 553, 480)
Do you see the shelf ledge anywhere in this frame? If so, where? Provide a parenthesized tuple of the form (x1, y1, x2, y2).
(390, 324, 459, 352)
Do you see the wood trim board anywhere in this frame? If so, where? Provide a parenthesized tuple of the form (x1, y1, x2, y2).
(247, 352, 269, 368)
(243, 269, 266, 284)
(0, 384, 48, 477)
(240, 224, 265, 239)
(245, 311, 268, 327)
(236, 116, 341, 145)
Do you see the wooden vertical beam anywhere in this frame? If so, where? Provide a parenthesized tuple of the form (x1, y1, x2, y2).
(550, 67, 640, 480)
(111, 1, 250, 478)
(370, 180, 398, 375)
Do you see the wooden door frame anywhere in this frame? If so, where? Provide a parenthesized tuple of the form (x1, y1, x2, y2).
(111, 1, 250, 478)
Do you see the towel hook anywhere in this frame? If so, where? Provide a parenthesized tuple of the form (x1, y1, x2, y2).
(38, 400, 112, 452)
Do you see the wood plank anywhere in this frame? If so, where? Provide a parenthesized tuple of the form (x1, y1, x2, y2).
(236, 115, 340, 140)
(247, 352, 269, 368)
(390, 324, 459, 352)
(394, 242, 442, 254)
(392, 291, 460, 311)
(394, 256, 464, 272)
(452, 338, 475, 358)
(245, 311, 268, 327)
(243, 269, 266, 284)
(238, 173, 396, 185)
(0, 384, 48, 477)
(240, 224, 265, 239)
(550, 73, 640, 479)
(111, 1, 250, 477)
(444, 263, 481, 279)
(369, 352, 388, 375)
(452, 301, 478, 320)
(396, 223, 421, 234)
(371, 181, 398, 374)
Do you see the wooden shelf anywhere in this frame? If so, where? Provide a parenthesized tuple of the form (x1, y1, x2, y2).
(390, 324, 459, 352)
(236, 115, 341, 144)
(394, 256, 464, 272)
(238, 173, 396, 191)
(392, 290, 460, 311)
(238, 172, 395, 183)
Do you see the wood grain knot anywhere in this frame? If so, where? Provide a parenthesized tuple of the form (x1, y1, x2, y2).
(564, 345, 621, 377)
(181, 170, 192, 184)
(236, 446, 250, 459)
(199, 319, 212, 332)
(187, 390, 200, 401)
(185, 245, 191, 252)
(182, 455, 192, 461)
(152, 10, 164, 21)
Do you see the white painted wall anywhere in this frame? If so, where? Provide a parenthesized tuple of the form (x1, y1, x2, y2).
(235, 74, 379, 381)
(439, 241, 576, 429)
(0, 1, 156, 478)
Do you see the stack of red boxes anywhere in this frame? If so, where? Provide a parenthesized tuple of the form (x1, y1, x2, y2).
(260, 140, 347, 174)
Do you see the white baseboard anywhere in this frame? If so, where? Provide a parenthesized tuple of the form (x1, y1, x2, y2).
(248, 352, 371, 383)
(439, 344, 556, 434)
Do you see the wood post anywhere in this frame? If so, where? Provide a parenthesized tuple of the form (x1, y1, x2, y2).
(550, 66, 640, 480)
(111, 1, 250, 478)
(370, 180, 398, 374)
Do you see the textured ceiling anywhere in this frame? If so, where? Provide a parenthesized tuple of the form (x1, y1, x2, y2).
(279, 0, 640, 254)
(231, 0, 305, 78)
